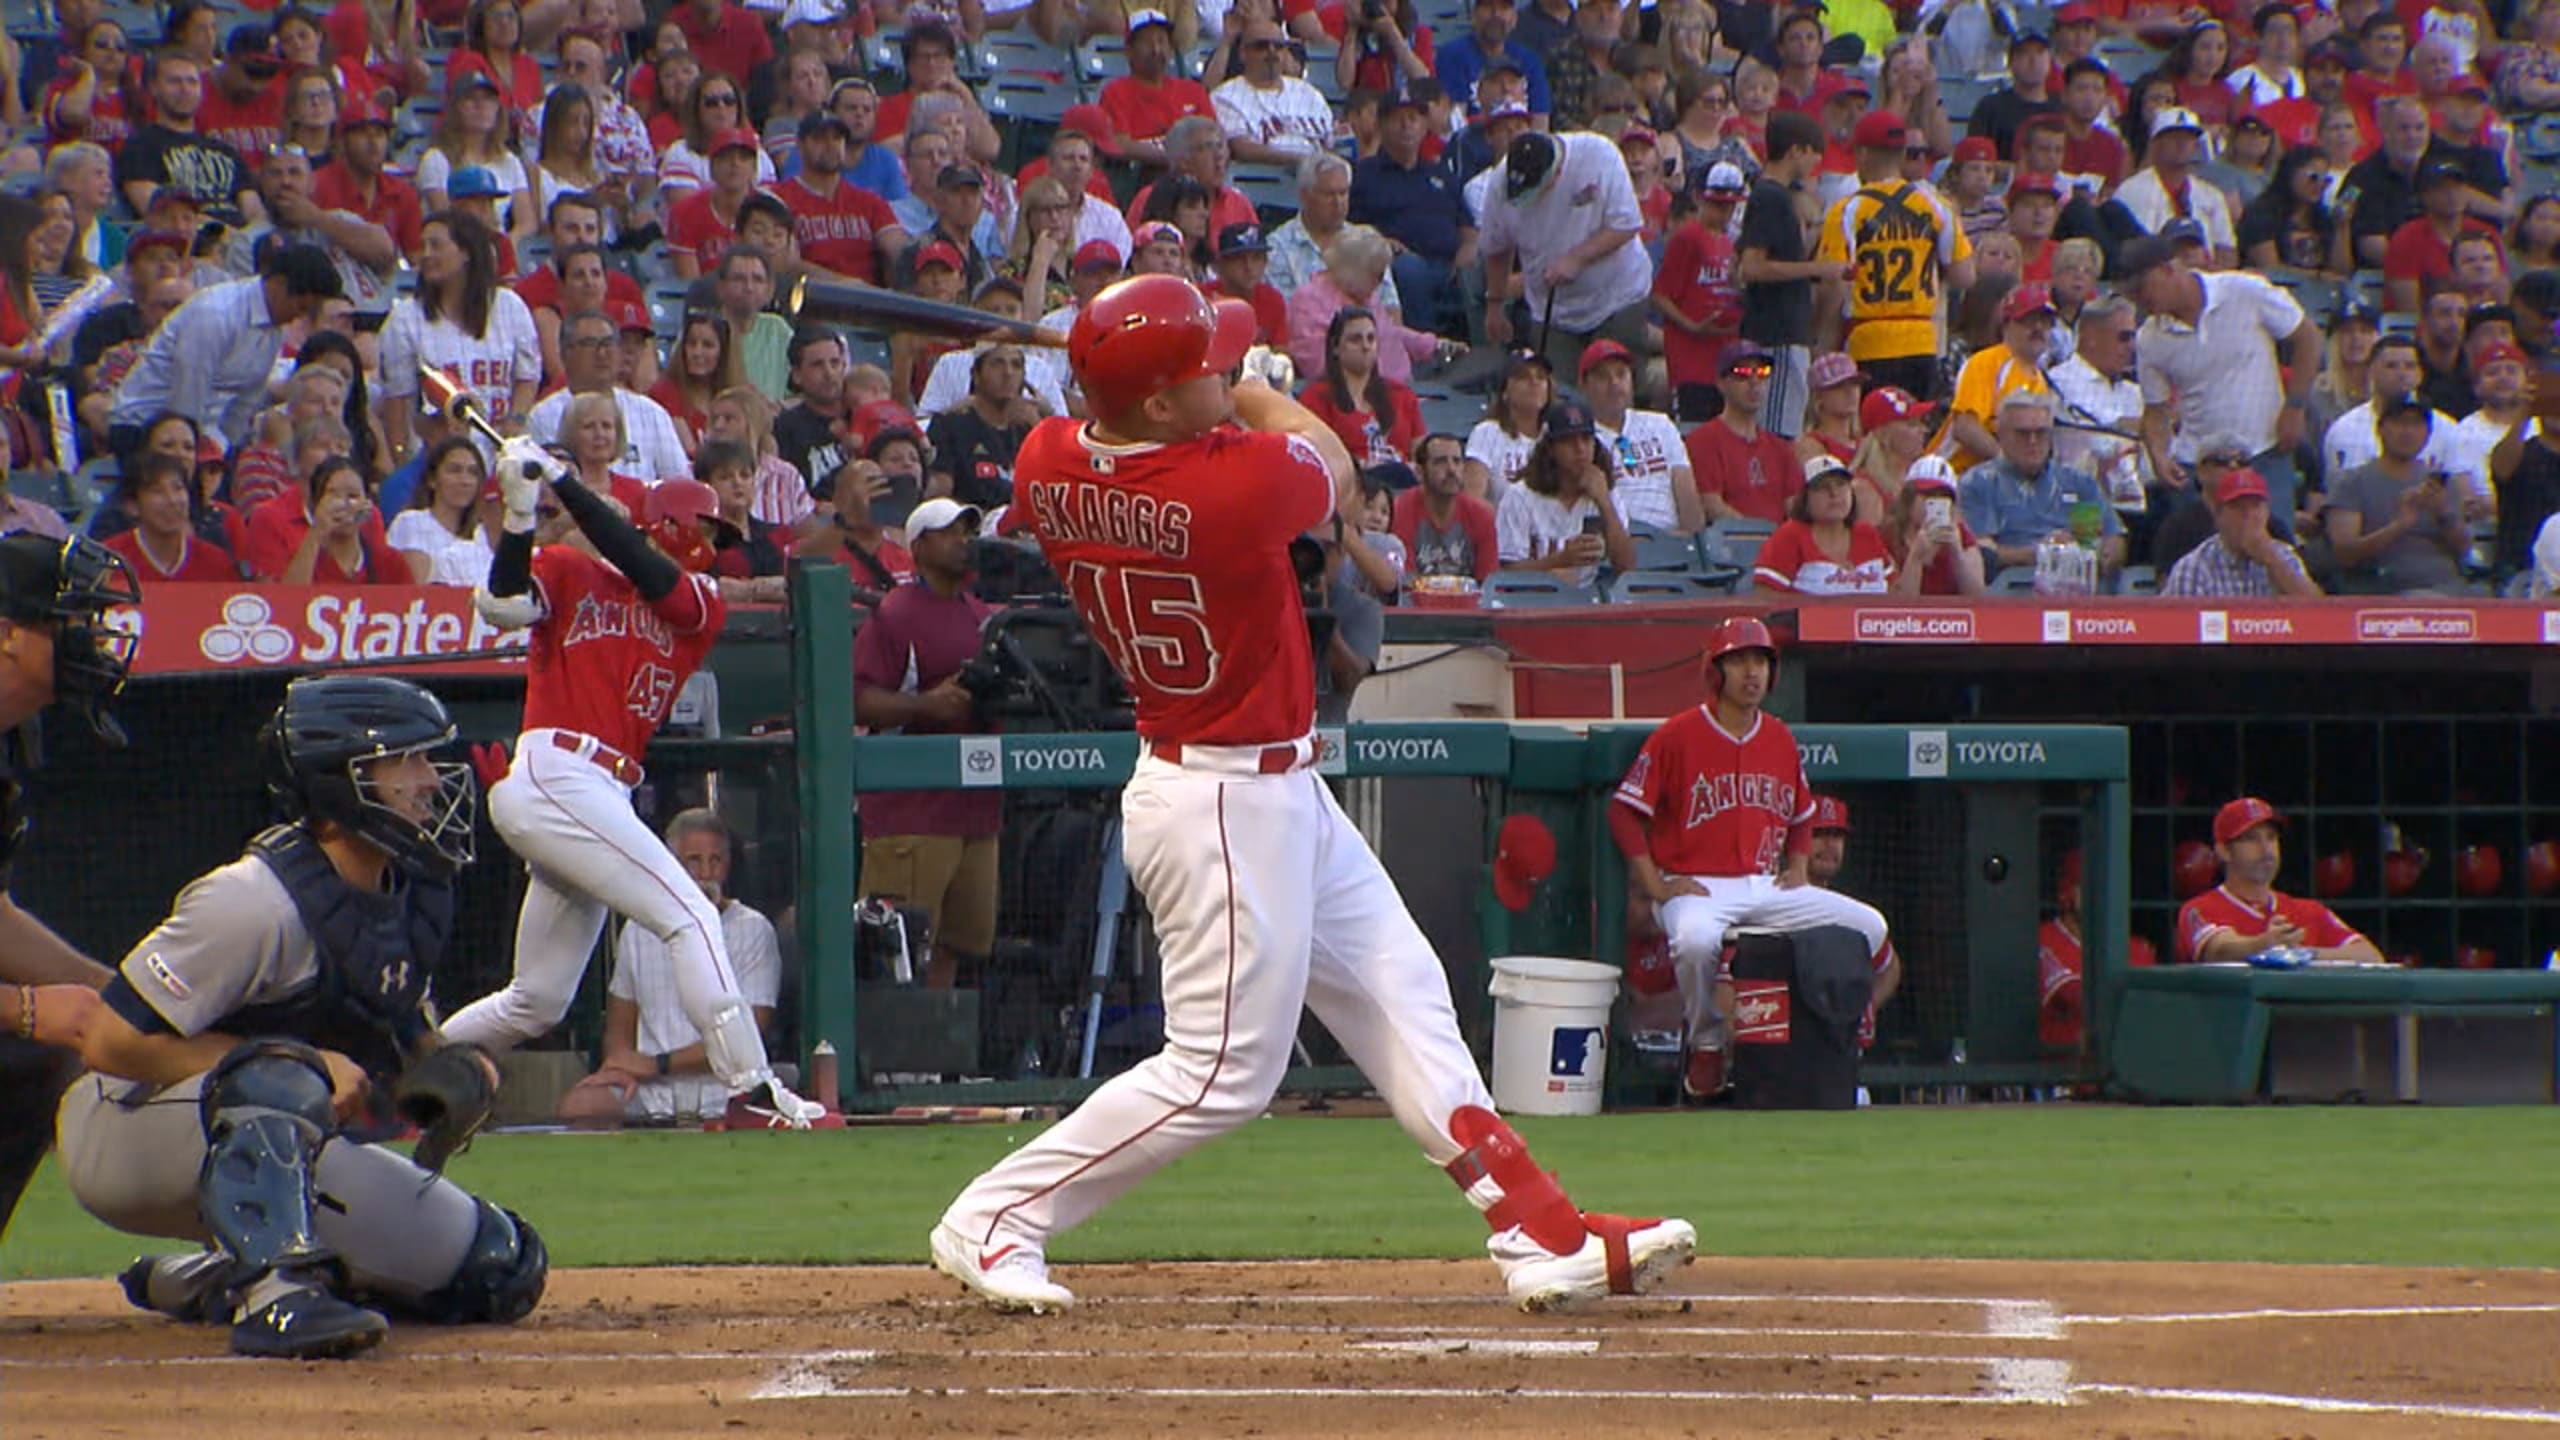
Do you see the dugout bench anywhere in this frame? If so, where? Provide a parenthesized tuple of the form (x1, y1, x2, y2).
(2109, 966, 2560, 1105)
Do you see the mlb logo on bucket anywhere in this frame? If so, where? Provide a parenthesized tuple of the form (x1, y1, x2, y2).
(1547, 1026, 1602, 1090)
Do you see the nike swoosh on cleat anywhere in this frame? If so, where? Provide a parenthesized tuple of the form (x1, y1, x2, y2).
(978, 1243, 1020, 1272)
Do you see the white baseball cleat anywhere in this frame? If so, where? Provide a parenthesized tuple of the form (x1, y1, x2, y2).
(739, 1076, 827, 1128)
(929, 1222, 1076, 1314)
(1490, 1213, 1698, 1313)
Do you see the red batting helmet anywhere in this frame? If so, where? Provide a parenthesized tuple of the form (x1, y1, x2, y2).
(1068, 274, 1257, 423)
(1702, 616, 1778, 694)
(644, 478, 724, 574)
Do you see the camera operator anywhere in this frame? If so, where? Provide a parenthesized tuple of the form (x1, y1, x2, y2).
(1304, 515, 1388, 725)
(852, 498, 1001, 991)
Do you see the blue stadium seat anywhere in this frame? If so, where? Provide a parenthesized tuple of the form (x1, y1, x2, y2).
(1625, 524, 1701, 573)
(1484, 570, 1601, 607)
(1990, 565, 2039, 593)
(1607, 570, 1726, 602)
(2115, 563, 2159, 595)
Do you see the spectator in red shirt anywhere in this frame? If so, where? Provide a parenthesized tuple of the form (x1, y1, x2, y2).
(1299, 305, 1426, 468)
(1682, 344, 1804, 523)
(876, 21, 1000, 165)
(668, 126, 765, 280)
(1210, 221, 1287, 344)
(1126, 117, 1261, 239)
(1653, 161, 1745, 423)
(101, 452, 241, 582)
(1881, 459, 1988, 595)
(2055, 62, 2129, 192)
(1099, 9, 1217, 164)
(2174, 798, 2387, 964)
(650, 312, 742, 455)
(2383, 158, 2497, 311)
(775, 111, 908, 284)
(43, 19, 136, 151)
(672, 0, 775, 89)
(1623, 126, 1672, 244)
(1323, 0, 1436, 94)
(2165, 19, 2236, 132)
(252, 456, 408, 583)
(2344, 10, 2416, 112)
(1391, 430, 1500, 582)
(195, 24, 287, 159)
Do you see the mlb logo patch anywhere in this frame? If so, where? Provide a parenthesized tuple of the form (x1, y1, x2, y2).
(1548, 1026, 1602, 1078)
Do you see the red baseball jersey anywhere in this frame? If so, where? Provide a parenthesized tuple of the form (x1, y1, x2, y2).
(2174, 886, 2365, 964)
(522, 544, 727, 757)
(1013, 418, 1333, 746)
(773, 175, 901, 283)
(666, 189, 741, 271)
(196, 81, 284, 159)
(1097, 74, 1216, 143)
(2037, 917, 2083, 1050)
(1613, 707, 1814, 877)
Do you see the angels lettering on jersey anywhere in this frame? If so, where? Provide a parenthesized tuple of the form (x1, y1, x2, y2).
(1684, 769, 1800, 841)
(559, 591, 678, 655)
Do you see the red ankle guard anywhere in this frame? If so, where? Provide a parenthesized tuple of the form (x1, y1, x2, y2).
(1443, 1105, 1587, 1255)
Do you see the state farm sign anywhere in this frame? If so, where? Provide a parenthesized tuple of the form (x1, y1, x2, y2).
(114, 585, 528, 677)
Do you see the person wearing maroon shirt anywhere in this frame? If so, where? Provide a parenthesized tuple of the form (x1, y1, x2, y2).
(1768, 9, 1845, 115)
(1098, 9, 1217, 165)
(2055, 60, 2128, 193)
(194, 23, 286, 159)
(513, 193, 648, 314)
(671, 0, 775, 89)
(1682, 345, 1804, 523)
(668, 127, 764, 280)
(100, 453, 242, 582)
(2343, 11, 2416, 113)
(773, 111, 907, 285)
(1209, 222, 1287, 344)
(1390, 430, 1499, 582)
(311, 93, 421, 266)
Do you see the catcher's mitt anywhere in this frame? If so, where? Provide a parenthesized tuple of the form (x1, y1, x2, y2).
(395, 1042, 498, 1175)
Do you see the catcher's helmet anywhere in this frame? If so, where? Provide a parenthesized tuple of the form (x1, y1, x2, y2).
(0, 534, 139, 743)
(259, 676, 476, 878)
(1068, 274, 1257, 422)
(1703, 616, 1778, 694)
(644, 478, 724, 574)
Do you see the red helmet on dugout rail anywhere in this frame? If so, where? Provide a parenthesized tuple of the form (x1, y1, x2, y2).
(1702, 616, 1779, 693)
(1068, 274, 1257, 422)
(644, 479, 724, 573)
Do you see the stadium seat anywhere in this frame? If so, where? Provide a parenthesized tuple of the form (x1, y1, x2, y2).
(1607, 570, 1727, 602)
(2116, 563, 2159, 595)
(1990, 565, 2039, 593)
(1484, 570, 1601, 607)
(1625, 524, 1702, 573)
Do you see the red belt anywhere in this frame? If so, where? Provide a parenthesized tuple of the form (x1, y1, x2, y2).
(549, 730, 644, 786)
(1150, 740, 1309, 774)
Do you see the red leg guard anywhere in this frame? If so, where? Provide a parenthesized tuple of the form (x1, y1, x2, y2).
(1580, 1213, 1665, 1294)
(1443, 1105, 1587, 1256)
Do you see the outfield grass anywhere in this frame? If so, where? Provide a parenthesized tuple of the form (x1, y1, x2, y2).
(6, 1107, 2557, 1282)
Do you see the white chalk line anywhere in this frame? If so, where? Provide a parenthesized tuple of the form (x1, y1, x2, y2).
(2065, 1302, 2560, 1327)
(1085, 1290, 2042, 1308)
(748, 1382, 2062, 1405)
(2075, 1383, 2560, 1426)
(1170, 1320, 2015, 1339)
(1983, 1300, 2066, 1339)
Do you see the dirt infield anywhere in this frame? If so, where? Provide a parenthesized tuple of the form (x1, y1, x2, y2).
(9, 1257, 2560, 1438)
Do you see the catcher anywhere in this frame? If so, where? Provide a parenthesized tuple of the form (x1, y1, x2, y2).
(50, 676, 545, 1360)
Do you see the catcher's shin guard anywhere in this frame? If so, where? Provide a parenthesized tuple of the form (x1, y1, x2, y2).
(1443, 1105, 1586, 1255)
(196, 1040, 338, 1278)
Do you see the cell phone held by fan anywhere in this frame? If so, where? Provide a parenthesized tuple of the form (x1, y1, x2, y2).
(1924, 496, 1953, 531)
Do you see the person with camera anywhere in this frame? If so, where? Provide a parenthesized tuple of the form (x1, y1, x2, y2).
(1331, 0, 1435, 94)
(852, 497, 1001, 992)
(2324, 391, 2476, 595)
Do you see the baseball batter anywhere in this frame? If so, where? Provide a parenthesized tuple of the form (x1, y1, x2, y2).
(2175, 798, 2385, 965)
(1609, 618, 1897, 1100)
(446, 445, 823, 1126)
(53, 677, 545, 1359)
(931, 275, 1695, 1315)
(0, 535, 139, 1240)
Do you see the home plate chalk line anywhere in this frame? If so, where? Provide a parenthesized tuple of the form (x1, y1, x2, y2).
(727, 1288, 2560, 1423)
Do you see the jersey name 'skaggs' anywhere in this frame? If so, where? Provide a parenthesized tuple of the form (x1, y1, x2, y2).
(523, 546, 726, 756)
(1614, 708, 1814, 878)
(1013, 419, 1334, 745)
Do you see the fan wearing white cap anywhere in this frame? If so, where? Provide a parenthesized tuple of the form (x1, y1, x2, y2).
(1887, 454, 1986, 596)
(850, 495, 999, 992)
(2111, 107, 2236, 269)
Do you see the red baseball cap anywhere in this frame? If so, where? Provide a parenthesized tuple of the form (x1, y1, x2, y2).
(2212, 466, 2270, 505)
(1851, 109, 1908, 151)
(2476, 339, 2530, 372)
(2002, 282, 2059, 322)
(2055, 1, 2101, 22)
(611, 298, 653, 333)
(1810, 795, 1851, 833)
(709, 126, 763, 155)
(1860, 385, 1930, 430)
(446, 51, 500, 98)
(847, 397, 918, 452)
(1492, 813, 1558, 912)
(1579, 338, 1634, 376)
(914, 239, 966, 272)
(2008, 170, 2063, 201)
(1951, 136, 1998, 165)
(1072, 238, 1124, 272)
(2213, 796, 2284, 846)
(337, 91, 392, 131)
(1060, 102, 1122, 156)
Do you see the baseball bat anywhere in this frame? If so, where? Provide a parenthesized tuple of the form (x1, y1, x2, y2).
(418, 364, 511, 449)
(777, 274, 1071, 349)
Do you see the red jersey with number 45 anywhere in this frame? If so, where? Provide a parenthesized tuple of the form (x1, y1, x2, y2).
(1613, 707, 1814, 878)
(522, 545, 727, 757)
(2173, 886, 2363, 964)
(1014, 418, 1333, 746)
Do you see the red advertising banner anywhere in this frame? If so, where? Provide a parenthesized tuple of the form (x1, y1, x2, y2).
(1792, 599, 2560, 647)
(109, 584, 528, 677)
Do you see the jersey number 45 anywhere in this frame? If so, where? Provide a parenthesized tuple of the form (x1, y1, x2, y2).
(1065, 562, 1221, 696)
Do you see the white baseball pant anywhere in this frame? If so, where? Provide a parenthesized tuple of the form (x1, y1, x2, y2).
(1659, 875, 1891, 1039)
(443, 728, 776, 1091)
(942, 740, 1494, 1255)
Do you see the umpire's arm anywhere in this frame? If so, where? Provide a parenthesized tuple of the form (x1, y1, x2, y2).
(0, 895, 111, 989)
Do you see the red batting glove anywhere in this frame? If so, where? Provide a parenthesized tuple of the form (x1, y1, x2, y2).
(470, 740, 512, 789)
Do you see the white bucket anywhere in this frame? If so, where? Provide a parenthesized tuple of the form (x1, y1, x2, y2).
(1487, 956, 1621, 1117)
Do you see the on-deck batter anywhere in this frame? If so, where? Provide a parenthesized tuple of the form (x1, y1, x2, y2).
(1608, 618, 1898, 1100)
(930, 274, 1696, 1315)
(445, 450, 822, 1126)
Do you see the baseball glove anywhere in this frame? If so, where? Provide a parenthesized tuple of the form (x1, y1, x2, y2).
(395, 1042, 498, 1176)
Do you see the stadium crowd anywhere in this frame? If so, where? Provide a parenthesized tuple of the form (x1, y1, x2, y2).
(0, 0, 2541, 604)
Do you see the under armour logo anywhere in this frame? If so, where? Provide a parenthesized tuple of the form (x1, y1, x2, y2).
(381, 959, 411, 993)
(200, 594, 297, 666)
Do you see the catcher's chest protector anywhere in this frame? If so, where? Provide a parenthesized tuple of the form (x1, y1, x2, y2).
(1727, 926, 1869, 1111)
